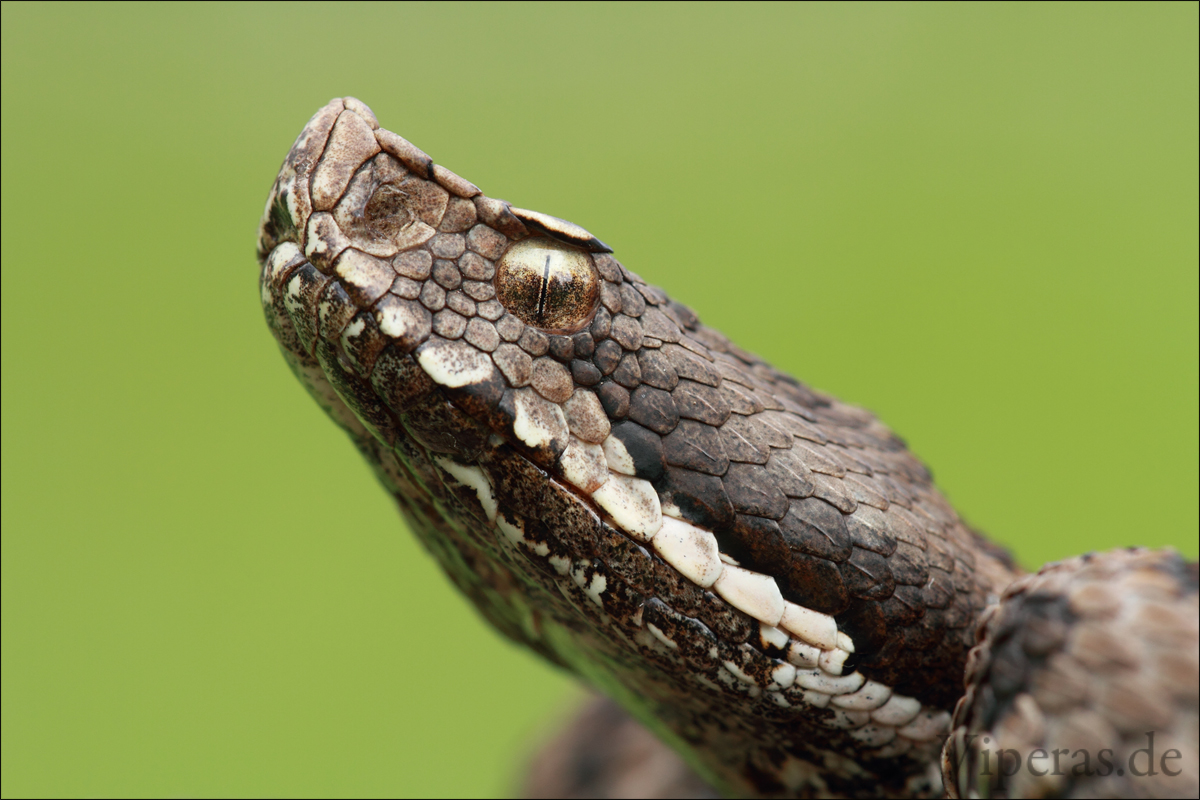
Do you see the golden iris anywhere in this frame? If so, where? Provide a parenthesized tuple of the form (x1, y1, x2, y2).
(495, 238, 600, 333)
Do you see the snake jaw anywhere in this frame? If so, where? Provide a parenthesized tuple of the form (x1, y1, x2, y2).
(256, 98, 1052, 797)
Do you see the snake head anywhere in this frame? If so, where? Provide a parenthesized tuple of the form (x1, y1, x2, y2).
(257, 97, 1023, 797)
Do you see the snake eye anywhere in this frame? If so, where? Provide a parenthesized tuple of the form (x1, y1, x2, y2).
(495, 238, 600, 333)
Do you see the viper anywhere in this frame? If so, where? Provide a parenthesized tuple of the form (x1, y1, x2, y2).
(255, 98, 1198, 798)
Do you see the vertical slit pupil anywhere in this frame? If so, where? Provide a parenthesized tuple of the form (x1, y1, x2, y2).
(535, 253, 551, 324)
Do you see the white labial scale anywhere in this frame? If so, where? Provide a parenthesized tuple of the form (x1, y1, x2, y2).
(570, 564, 607, 608)
(713, 565, 785, 626)
(896, 709, 950, 742)
(377, 298, 427, 341)
(800, 690, 831, 709)
(723, 661, 758, 686)
(787, 640, 821, 669)
(651, 517, 724, 588)
(870, 693, 923, 727)
(497, 514, 525, 545)
(819, 647, 850, 676)
(559, 437, 609, 493)
(511, 389, 569, 451)
(770, 662, 797, 690)
(284, 178, 302, 231)
(433, 457, 498, 522)
(266, 242, 302, 283)
(418, 339, 496, 388)
(496, 512, 549, 557)
(759, 623, 790, 651)
(794, 668, 865, 695)
(830, 680, 893, 711)
(335, 249, 392, 298)
(836, 631, 855, 653)
(601, 434, 636, 476)
(591, 473, 662, 542)
(780, 602, 840, 650)
(342, 315, 366, 340)
(646, 623, 678, 650)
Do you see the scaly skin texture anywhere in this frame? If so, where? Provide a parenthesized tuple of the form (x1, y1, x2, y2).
(256, 98, 1197, 798)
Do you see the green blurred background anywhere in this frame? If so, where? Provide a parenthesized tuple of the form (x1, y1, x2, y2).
(3, 2, 1196, 796)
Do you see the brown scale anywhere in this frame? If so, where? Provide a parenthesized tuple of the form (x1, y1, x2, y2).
(256, 97, 1197, 799)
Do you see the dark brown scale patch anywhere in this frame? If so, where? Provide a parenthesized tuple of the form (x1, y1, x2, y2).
(662, 420, 729, 477)
(370, 345, 437, 414)
(611, 353, 642, 389)
(538, 481, 603, 558)
(593, 524, 659, 597)
(845, 509, 898, 557)
(593, 339, 622, 375)
(637, 349, 679, 391)
(718, 415, 773, 464)
(548, 335, 574, 362)
(314, 338, 399, 446)
(778, 497, 853, 562)
(341, 310, 389, 376)
(921, 567, 956, 609)
(481, 445, 550, 512)
(618, 283, 646, 317)
(608, 420, 666, 482)
(714, 515, 787, 573)
(571, 332, 594, 358)
(639, 307, 680, 343)
(627, 385, 679, 435)
(589, 307, 612, 340)
(662, 343, 721, 387)
(401, 391, 489, 460)
(776, 549, 849, 614)
(438, 366, 506, 428)
(283, 263, 331, 353)
(595, 381, 629, 418)
(722, 462, 788, 519)
(840, 547, 895, 600)
(570, 359, 602, 386)
(672, 380, 731, 426)
(881, 585, 926, 625)
(655, 467, 734, 530)
(641, 598, 721, 670)
(317, 281, 359, 342)
(764, 451, 816, 499)
(641, 557, 754, 645)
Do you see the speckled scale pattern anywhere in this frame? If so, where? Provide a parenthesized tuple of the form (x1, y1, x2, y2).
(943, 549, 1199, 799)
(257, 99, 1196, 799)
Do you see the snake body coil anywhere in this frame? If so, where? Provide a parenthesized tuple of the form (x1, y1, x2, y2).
(257, 98, 1198, 798)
